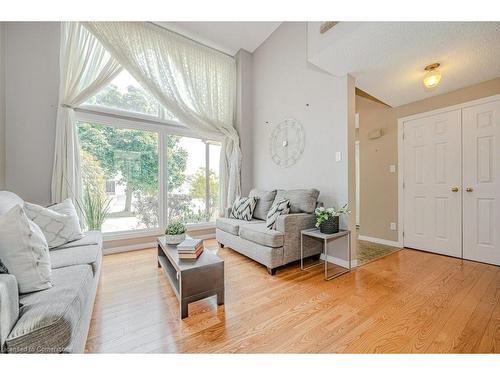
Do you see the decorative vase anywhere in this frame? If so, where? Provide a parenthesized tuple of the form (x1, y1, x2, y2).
(165, 233, 186, 245)
(319, 216, 339, 234)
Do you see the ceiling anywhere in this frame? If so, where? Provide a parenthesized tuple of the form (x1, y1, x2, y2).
(308, 22, 500, 107)
(155, 22, 281, 56)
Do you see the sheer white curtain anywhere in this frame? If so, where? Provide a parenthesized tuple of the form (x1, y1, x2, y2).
(83, 22, 241, 212)
(51, 22, 121, 204)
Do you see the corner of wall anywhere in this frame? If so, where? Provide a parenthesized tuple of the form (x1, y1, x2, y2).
(0, 22, 5, 190)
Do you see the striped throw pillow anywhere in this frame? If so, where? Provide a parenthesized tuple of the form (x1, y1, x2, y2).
(266, 199, 291, 229)
(230, 197, 258, 221)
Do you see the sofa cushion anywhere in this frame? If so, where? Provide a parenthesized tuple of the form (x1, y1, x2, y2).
(0, 191, 24, 215)
(239, 223, 284, 248)
(216, 217, 263, 236)
(230, 196, 258, 221)
(5, 264, 93, 353)
(249, 189, 277, 220)
(50, 243, 102, 276)
(274, 189, 320, 214)
(53, 231, 101, 250)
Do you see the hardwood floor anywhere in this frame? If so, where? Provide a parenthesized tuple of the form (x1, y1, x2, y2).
(85, 240, 500, 353)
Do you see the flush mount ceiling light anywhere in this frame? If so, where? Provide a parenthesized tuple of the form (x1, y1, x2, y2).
(423, 63, 442, 90)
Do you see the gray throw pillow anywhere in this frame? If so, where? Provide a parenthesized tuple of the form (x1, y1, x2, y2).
(273, 189, 320, 214)
(266, 199, 291, 229)
(230, 196, 258, 221)
(249, 189, 277, 220)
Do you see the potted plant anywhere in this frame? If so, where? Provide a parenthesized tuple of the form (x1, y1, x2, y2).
(315, 204, 350, 234)
(80, 187, 112, 231)
(165, 221, 186, 245)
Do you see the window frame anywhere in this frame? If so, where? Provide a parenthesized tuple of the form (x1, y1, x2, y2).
(75, 104, 222, 241)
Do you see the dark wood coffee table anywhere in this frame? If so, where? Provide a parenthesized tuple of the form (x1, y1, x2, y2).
(157, 235, 224, 319)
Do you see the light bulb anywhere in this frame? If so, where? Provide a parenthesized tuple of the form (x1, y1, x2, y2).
(423, 63, 441, 90)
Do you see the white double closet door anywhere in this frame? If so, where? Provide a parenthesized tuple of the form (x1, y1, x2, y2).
(403, 98, 500, 266)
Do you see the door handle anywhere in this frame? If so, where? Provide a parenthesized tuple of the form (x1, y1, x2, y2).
(451, 187, 459, 192)
(466, 187, 474, 192)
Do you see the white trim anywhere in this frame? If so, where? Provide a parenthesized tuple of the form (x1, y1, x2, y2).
(320, 253, 351, 269)
(358, 235, 401, 248)
(397, 94, 500, 123)
(397, 93, 500, 250)
(104, 241, 157, 255)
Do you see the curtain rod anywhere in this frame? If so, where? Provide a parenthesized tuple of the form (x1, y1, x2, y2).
(146, 22, 234, 58)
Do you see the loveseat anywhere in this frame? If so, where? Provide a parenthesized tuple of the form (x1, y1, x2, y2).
(216, 188, 322, 274)
(0, 191, 102, 353)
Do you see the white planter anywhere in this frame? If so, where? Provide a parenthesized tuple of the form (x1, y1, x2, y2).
(165, 233, 186, 245)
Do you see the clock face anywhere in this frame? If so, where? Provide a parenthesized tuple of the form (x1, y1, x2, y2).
(270, 119, 305, 168)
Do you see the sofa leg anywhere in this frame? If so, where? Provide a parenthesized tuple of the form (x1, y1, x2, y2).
(267, 267, 277, 276)
(219, 242, 225, 248)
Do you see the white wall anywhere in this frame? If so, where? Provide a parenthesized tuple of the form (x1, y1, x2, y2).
(251, 22, 356, 259)
(5, 22, 60, 204)
(252, 22, 354, 211)
(0, 23, 6, 190)
(235, 49, 254, 195)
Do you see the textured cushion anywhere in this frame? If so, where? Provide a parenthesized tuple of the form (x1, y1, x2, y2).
(0, 205, 52, 294)
(216, 217, 263, 236)
(249, 189, 277, 220)
(0, 191, 24, 215)
(266, 199, 291, 229)
(52, 230, 101, 250)
(0, 259, 8, 274)
(239, 223, 284, 248)
(5, 264, 93, 353)
(230, 196, 258, 221)
(24, 199, 83, 249)
(50, 243, 102, 276)
(273, 189, 320, 214)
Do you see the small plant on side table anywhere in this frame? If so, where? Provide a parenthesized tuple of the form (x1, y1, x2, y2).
(165, 221, 186, 245)
(315, 204, 350, 234)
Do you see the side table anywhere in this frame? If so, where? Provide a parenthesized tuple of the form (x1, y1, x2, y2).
(300, 229, 351, 280)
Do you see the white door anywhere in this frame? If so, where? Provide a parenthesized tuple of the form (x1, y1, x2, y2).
(462, 99, 500, 265)
(403, 109, 462, 257)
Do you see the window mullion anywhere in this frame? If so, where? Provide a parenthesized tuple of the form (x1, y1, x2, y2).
(205, 141, 210, 222)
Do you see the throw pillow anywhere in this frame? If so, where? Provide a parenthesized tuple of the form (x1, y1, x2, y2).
(230, 196, 258, 221)
(0, 258, 9, 274)
(249, 189, 277, 220)
(24, 198, 83, 249)
(266, 199, 291, 229)
(0, 205, 52, 293)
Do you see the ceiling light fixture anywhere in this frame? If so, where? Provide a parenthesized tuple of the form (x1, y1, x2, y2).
(423, 63, 442, 90)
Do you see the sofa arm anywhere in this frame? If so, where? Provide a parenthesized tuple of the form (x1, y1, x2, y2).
(0, 274, 19, 353)
(276, 213, 322, 264)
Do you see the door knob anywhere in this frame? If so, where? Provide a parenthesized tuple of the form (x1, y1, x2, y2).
(451, 187, 459, 192)
(466, 187, 474, 192)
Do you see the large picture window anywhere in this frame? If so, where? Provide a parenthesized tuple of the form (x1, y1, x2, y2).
(76, 70, 221, 236)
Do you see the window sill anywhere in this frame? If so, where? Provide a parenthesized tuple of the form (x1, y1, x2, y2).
(102, 222, 216, 241)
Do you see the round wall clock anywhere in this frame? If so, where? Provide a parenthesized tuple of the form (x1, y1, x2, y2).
(270, 118, 305, 168)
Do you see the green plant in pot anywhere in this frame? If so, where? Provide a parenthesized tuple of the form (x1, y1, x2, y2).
(315, 204, 350, 234)
(165, 221, 186, 245)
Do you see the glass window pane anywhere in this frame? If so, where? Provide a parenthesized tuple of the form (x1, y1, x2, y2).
(77, 121, 159, 233)
(84, 70, 177, 121)
(208, 142, 221, 221)
(167, 135, 209, 224)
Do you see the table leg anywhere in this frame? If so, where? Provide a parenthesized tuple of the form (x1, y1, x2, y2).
(180, 300, 189, 319)
(217, 290, 225, 305)
(324, 238, 328, 280)
(300, 233, 304, 270)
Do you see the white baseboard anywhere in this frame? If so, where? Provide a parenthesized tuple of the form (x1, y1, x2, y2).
(319, 253, 351, 269)
(103, 233, 216, 255)
(103, 242, 157, 255)
(358, 235, 401, 248)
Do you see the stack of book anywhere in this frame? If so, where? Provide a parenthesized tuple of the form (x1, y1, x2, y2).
(177, 238, 203, 260)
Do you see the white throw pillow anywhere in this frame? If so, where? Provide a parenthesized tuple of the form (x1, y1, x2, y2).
(24, 199, 83, 249)
(0, 205, 52, 293)
(230, 196, 258, 221)
(266, 199, 291, 229)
